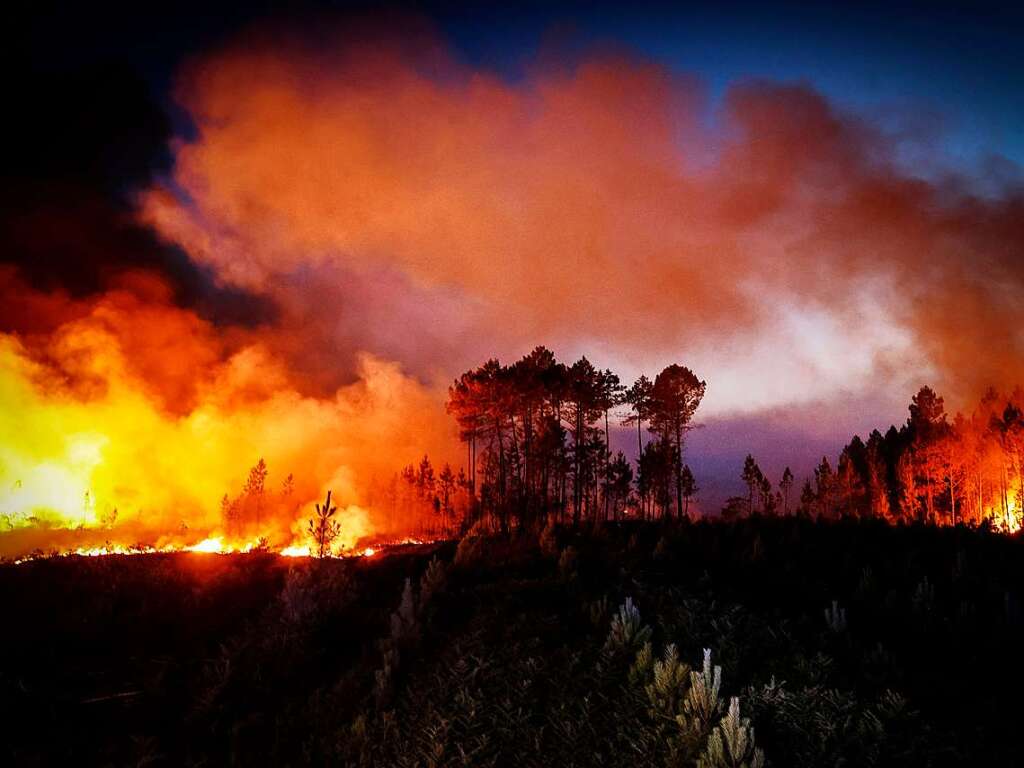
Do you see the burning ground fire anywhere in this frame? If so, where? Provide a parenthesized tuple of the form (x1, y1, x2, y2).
(12, 536, 415, 565)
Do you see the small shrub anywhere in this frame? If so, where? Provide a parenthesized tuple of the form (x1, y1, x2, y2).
(682, 648, 723, 737)
(645, 644, 690, 720)
(697, 697, 765, 768)
(454, 535, 485, 569)
(374, 645, 399, 709)
(418, 557, 447, 610)
(279, 562, 353, 629)
(653, 535, 670, 560)
(558, 545, 579, 582)
(538, 519, 559, 559)
(308, 490, 340, 558)
(588, 595, 609, 628)
(390, 578, 419, 645)
(913, 577, 935, 615)
(605, 596, 652, 652)
(629, 641, 654, 686)
(824, 600, 847, 633)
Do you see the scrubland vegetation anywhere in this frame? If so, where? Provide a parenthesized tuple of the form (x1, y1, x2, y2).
(3, 516, 1023, 766)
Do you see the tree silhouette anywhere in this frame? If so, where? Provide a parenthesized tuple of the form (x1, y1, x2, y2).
(597, 368, 624, 520)
(814, 457, 835, 518)
(779, 467, 794, 516)
(623, 375, 654, 515)
(649, 365, 706, 519)
(438, 463, 455, 531)
(908, 386, 947, 522)
(681, 464, 698, 518)
(741, 455, 761, 516)
(815, 385, 1024, 529)
(445, 352, 706, 528)
(308, 490, 340, 558)
(243, 457, 268, 534)
(799, 480, 815, 517)
(564, 357, 603, 525)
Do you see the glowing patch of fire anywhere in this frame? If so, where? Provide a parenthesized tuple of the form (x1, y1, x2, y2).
(11, 535, 437, 564)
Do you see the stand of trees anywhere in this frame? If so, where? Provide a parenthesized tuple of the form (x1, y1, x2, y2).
(220, 459, 298, 542)
(365, 457, 472, 541)
(731, 385, 1024, 531)
(445, 347, 706, 532)
(220, 378, 1024, 545)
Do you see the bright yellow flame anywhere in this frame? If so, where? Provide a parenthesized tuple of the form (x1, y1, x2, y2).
(184, 537, 269, 554)
(0, 307, 454, 562)
(187, 537, 226, 553)
(9, 534, 444, 564)
(1006, 498, 1021, 533)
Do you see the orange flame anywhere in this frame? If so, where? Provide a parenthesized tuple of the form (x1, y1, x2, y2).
(0, 274, 458, 561)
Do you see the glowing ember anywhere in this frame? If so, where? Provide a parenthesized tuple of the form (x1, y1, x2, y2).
(361, 547, 376, 557)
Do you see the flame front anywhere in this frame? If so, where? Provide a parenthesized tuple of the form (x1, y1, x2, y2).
(0, 274, 458, 561)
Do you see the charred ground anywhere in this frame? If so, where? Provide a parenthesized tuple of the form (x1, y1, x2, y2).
(3, 518, 1023, 766)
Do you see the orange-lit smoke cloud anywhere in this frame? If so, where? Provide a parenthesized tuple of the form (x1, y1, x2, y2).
(142, 29, 1024, 415)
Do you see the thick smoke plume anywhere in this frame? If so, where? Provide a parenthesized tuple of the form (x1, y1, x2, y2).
(143, 28, 1023, 413)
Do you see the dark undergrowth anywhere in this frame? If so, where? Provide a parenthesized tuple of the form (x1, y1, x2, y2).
(2, 517, 1023, 766)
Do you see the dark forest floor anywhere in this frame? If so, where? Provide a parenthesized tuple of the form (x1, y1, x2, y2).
(3, 517, 1023, 766)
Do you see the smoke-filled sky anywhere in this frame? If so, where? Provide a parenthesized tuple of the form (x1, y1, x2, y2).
(4, 0, 1024, 516)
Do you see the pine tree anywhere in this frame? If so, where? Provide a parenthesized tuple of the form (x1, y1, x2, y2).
(681, 464, 698, 518)
(650, 365, 706, 520)
(799, 479, 816, 517)
(623, 375, 655, 515)
(605, 597, 652, 652)
(308, 490, 340, 558)
(815, 457, 835, 518)
(243, 457, 268, 533)
(741, 455, 762, 516)
(780, 467, 794, 515)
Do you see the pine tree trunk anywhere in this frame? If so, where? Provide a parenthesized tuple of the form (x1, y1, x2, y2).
(604, 409, 611, 521)
(950, 478, 955, 525)
(636, 417, 644, 520)
(925, 458, 934, 523)
(675, 423, 683, 521)
(1017, 449, 1024, 524)
(573, 408, 582, 526)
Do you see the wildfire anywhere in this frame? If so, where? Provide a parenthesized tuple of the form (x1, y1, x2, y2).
(186, 537, 233, 553)
(1004, 499, 1021, 534)
(0, 274, 459, 563)
(70, 544, 171, 557)
(9, 535, 435, 564)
